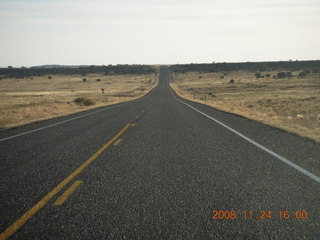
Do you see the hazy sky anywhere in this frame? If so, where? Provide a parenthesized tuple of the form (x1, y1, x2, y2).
(0, 0, 319, 66)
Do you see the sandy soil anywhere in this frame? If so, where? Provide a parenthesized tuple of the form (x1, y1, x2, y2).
(170, 70, 320, 142)
(0, 72, 158, 129)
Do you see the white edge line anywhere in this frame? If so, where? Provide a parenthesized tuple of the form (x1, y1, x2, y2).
(0, 105, 116, 142)
(0, 79, 159, 142)
(169, 84, 320, 184)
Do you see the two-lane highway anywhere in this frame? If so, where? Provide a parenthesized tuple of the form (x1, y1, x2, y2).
(1, 67, 319, 239)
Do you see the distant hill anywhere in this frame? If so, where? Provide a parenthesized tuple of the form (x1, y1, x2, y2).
(0, 64, 155, 78)
(31, 65, 89, 69)
(170, 60, 320, 73)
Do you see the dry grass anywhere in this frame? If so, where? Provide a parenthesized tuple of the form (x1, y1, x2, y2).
(0, 72, 158, 129)
(170, 70, 320, 142)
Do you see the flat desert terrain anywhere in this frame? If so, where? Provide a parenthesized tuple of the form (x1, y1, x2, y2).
(171, 70, 320, 142)
(0, 72, 157, 129)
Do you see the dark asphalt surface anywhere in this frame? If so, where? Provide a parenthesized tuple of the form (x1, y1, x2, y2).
(0, 67, 319, 239)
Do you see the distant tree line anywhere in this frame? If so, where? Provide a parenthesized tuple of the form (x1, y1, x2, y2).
(0, 65, 155, 78)
(254, 70, 314, 79)
(169, 60, 320, 73)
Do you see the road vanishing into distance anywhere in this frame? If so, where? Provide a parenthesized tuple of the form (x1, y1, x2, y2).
(1, 67, 319, 239)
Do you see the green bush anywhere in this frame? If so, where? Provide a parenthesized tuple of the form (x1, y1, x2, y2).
(277, 72, 287, 78)
(254, 72, 264, 78)
(74, 97, 95, 106)
(298, 71, 307, 78)
(83, 98, 95, 106)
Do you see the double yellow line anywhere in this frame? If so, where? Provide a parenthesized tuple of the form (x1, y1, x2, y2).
(0, 123, 132, 240)
(53, 180, 83, 206)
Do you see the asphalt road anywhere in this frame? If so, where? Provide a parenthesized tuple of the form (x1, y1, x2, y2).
(1, 67, 319, 239)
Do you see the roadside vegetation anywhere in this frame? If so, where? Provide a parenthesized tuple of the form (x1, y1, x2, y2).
(0, 66, 158, 129)
(74, 97, 95, 106)
(0, 64, 155, 78)
(170, 61, 320, 142)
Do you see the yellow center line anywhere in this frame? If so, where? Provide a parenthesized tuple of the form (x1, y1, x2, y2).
(113, 138, 122, 146)
(0, 123, 132, 240)
(53, 181, 83, 206)
(130, 123, 136, 127)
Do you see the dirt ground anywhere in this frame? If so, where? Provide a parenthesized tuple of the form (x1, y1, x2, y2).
(170, 70, 320, 142)
(0, 72, 158, 129)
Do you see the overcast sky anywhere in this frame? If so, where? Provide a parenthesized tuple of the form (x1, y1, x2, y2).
(0, 0, 319, 66)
